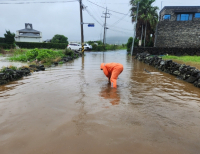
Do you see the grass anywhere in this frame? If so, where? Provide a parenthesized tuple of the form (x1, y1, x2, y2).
(162, 55, 200, 63)
(6, 48, 79, 67)
(7, 48, 66, 67)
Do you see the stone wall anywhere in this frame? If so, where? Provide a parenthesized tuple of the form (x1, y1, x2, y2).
(155, 20, 200, 47)
(132, 47, 200, 56)
(135, 53, 200, 88)
(155, 6, 200, 48)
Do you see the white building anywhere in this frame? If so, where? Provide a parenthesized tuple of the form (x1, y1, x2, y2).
(15, 23, 42, 42)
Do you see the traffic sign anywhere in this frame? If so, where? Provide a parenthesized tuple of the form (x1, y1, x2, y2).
(88, 24, 94, 27)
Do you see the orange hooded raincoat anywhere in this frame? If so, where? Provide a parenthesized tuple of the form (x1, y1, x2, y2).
(100, 63, 123, 88)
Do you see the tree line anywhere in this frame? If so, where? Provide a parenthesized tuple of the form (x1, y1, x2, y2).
(129, 0, 159, 47)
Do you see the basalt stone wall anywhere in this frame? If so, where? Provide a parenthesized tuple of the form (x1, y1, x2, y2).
(135, 53, 200, 88)
(0, 50, 82, 86)
(132, 47, 200, 56)
(155, 20, 200, 48)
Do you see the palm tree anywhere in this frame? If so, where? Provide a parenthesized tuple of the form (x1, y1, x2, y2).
(130, 0, 159, 47)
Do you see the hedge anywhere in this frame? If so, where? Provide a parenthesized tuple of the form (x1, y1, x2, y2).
(15, 42, 68, 49)
(0, 42, 69, 49)
(0, 37, 5, 43)
(0, 43, 14, 49)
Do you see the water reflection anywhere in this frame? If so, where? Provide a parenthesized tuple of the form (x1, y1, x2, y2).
(0, 50, 200, 154)
(99, 83, 121, 105)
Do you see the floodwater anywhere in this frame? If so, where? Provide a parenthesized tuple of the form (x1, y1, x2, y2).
(0, 56, 28, 68)
(0, 50, 200, 154)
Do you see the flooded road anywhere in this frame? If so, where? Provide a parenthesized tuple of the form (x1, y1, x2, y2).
(0, 56, 27, 68)
(0, 50, 200, 154)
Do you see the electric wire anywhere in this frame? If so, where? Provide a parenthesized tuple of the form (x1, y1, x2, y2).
(107, 26, 133, 32)
(108, 28, 132, 35)
(109, 11, 131, 27)
(85, 8, 103, 27)
(86, 0, 128, 15)
(86, 1, 104, 23)
(0, 0, 78, 4)
(111, 13, 131, 23)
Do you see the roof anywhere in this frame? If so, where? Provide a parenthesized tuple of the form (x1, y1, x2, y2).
(18, 29, 40, 33)
(160, 6, 200, 13)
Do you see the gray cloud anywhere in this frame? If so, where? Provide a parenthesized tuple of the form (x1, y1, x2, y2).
(0, 0, 200, 43)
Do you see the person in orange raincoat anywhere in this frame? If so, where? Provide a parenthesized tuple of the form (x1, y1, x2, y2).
(100, 63, 123, 88)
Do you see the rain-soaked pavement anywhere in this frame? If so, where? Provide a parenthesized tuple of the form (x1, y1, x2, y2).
(0, 50, 200, 154)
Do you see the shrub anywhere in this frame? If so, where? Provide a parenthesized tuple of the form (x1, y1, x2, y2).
(0, 43, 14, 49)
(64, 48, 74, 56)
(0, 37, 5, 43)
(4, 30, 15, 44)
(15, 42, 68, 49)
(8, 48, 65, 62)
(51, 34, 68, 44)
(126, 37, 139, 52)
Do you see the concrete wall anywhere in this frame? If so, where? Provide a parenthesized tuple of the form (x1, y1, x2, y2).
(15, 37, 42, 42)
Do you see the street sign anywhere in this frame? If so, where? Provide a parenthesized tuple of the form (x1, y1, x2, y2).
(88, 24, 94, 27)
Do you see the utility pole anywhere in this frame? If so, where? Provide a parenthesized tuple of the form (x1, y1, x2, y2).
(79, 0, 84, 55)
(102, 7, 110, 45)
(131, 2, 139, 56)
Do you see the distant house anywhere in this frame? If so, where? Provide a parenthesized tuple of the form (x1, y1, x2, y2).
(43, 39, 52, 43)
(15, 23, 42, 42)
(155, 6, 200, 47)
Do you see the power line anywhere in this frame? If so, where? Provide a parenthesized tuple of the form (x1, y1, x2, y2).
(0, 0, 78, 4)
(90, 2, 129, 5)
(86, 0, 128, 15)
(108, 28, 132, 35)
(86, 2, 104, 23)
(85, 8, 103, 26)
(108, 26, 133, 32)
(109, 11, 130, 27)
(111, 13, 131, 23)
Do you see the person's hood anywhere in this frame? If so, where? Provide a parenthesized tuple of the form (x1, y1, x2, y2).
(100, 63, 105, 70)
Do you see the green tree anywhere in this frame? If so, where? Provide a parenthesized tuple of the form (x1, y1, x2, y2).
(4, 30, 15, 44)
(51, 34, 68, 44)
(126, 37, 139, 52)
(130, 0, 159, 46)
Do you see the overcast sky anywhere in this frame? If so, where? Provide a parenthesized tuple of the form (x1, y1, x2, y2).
(0, 0, 200, 43)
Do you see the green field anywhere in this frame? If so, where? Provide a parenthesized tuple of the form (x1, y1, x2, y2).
(162, 55, 200, 63)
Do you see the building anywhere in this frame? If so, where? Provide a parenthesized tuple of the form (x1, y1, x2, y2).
(15, 23, 42, 42)
(155, 6, 200, 47)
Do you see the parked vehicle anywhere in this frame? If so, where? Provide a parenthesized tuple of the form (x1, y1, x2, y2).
(67, 43, 92, 51)
(67, 43, 82, 51)
(84, 43, 92, 50)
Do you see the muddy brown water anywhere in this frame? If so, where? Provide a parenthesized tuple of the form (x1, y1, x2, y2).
(0, 56, 28, 68)
(0, 50, 200, 154)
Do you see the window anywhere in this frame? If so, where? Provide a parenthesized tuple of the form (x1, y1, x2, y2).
(177, 14, 193, 21)
(163, 14, 171, 20)
(195, 13, 200, 18)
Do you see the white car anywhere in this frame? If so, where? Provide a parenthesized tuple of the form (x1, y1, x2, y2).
(84, 43, 92, 50)
(67, 43, 82, 51)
